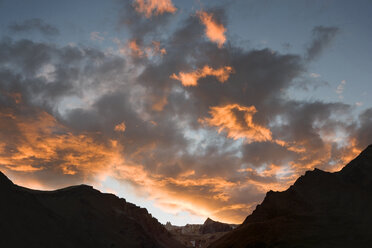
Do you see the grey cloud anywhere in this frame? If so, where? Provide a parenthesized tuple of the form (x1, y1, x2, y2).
(0, 38, 128, 113)
(305, 26, 339, 61)
(126, 9, 352, 182)
(242, 142, 298, 167)
(116, 0, 176, 42)
(0, 5, 370, 223)
(274, 101, 351, 146)
(8, 18, 59, 36)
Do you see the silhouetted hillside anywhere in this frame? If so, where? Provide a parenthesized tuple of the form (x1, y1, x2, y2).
(209, 145, 372, 248)
(0, 172, 184, 248)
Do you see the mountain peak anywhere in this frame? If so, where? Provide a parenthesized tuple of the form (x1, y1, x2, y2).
(210, 145, 372, 248)
(200, 217, 233, 234)
(0, 171, 13, 187)
(203, 217, 214, 225)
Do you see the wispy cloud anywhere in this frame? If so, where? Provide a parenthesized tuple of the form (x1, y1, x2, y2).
(170, 65, 233, 86)
(310, 72, 321, 78)
(306, 26, 339, 61)
(90, 31, 105, 42)
(336, 80, 346, 99)
(198, 11, 226, 48)
(8, 18, 59, 36)
(133, 0, 177, 18)
(355, 102, 363, 107)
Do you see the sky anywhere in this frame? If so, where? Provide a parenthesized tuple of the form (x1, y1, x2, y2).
(0, 0, 371, 226)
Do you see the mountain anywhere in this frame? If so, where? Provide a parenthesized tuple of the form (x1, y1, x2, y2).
(209, 145, 372, 248)
(165, 218, 238, 247)
(199, 218, 235, 234)
(0, 172, 184, 248)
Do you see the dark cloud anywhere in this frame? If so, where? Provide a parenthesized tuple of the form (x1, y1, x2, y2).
(0, 4, 369, 224)
(242, 142, 298, 167)
(116, 0, 177, 46)
(305, 25, 339, 61)
(8, 18, 59, 36)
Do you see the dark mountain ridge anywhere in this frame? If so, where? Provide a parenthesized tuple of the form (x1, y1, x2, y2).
(209, 145, 372, 248)
(0, 172, 184, 248)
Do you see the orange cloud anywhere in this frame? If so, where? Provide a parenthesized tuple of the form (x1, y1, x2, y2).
(152, 96, 168, 111)
(114, 122, 126, 132)
(151, 41, 167, 55)
(200, 104, 272, 143)
(5, 165, 43, 172)
(0, 105, 361, 226)
(198, 11, 226, 48)
(154, 175, 270, 224)
(170, 65, 234, 86)
(106, 156, 256, 223)
(0, 91, 22, 104)
(0, 108, 125, 181)
(128, 39, 145, 57)
(133, 0, 177, 18)
(123, 39, 167, 58)
(274, 140, 306, 154)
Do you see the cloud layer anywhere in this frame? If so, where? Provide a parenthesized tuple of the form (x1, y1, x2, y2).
(8, 18, 59, 36)
(0, 2, 370, 224)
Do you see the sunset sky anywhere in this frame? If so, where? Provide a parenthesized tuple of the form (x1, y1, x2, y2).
(0, 0, 371, 225)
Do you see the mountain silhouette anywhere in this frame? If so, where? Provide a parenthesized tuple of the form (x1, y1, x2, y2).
(199, 218, 234, 234)
(165, 217, 237, 247)
(209, 145, 372, 248)
(0, 172, 184, 248)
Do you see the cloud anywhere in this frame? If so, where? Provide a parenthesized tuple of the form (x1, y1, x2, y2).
(5, 165, 43, 172)
(310, 72, 321, 78)
(115, 38, 167, 58)
(0, 8, 369, 225)
(115, 122, 126, 132)
(336, 80, 346, 99)
(133, 0, 177, 18)
(0, 106, 124, 186)
(90, 32, 105, 42)
(151, 41, 167, 55)
(8, 18, 59, 36)
(355, 102, 363, 107)
(200, 104, 272, 143)
(170, 65, 233, 86)
(306, 26, 339, 61)
(128, 39, 145, 57)
(198, 11, 226, 48)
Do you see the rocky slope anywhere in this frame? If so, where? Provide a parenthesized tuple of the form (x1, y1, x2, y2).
(165, 218, 237, 247)
(209, 145, 372, 248)
(0, 172, 184, 248)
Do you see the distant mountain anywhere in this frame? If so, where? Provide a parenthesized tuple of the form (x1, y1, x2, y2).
(0, 172, 184, 248)
(209, 145, 372, 248)
(199, 218, 235, 234)
(165, 218, 237, 247)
